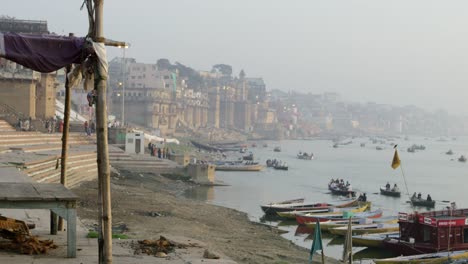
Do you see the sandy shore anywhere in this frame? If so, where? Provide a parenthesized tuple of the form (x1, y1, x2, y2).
(73, 169, 341, 263)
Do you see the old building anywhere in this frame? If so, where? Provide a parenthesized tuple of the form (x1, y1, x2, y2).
(0, 18, 56, 120)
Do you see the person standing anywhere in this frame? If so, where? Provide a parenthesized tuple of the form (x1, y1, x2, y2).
(157, 148, 162, 159)
(84, 121, 89, 136)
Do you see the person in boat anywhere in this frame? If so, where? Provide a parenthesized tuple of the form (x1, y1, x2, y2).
(427, 194, 432, 202)
(386, 182, 391, 190)
(392, 184, 399, 192)
(412, 192, 417, 199)
(347, 184, 352, 191)
(417, 192, 422, 199)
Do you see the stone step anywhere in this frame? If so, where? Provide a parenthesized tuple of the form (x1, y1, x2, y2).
(26, 156, 97, 176)
(32, 162, 97, 183)
(68, 167, 98, 188)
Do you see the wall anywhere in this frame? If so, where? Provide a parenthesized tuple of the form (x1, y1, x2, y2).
(0, 78, 36, 118)
(187, 164, 215, 184)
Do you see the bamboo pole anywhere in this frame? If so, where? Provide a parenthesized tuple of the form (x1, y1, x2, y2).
(94, 0, 113, 263)
(58, 33, 74, 231)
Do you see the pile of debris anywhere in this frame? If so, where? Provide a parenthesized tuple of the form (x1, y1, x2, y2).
(134, 236, 175, 258)
(0, 216, 57, 255)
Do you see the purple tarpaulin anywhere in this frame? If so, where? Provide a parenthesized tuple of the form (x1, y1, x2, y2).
(0, 33, 87, 73)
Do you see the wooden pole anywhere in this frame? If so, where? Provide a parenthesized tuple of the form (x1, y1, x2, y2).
(58, 33, 74, 231)
(94, 0, 112, 263)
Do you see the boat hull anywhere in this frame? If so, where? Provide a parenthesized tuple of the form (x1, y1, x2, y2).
(352, 232, 399, 248)
(380, 187, 401, 197)
(215, 164, 263, 171)
(374, 250, 468, 264)
(329, 225, 399, 236)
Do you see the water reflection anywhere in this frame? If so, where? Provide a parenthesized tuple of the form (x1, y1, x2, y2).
(184, 186, 215, 201)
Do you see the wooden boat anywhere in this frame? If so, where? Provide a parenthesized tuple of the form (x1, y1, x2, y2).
(329, 223, 399, 236)
(410, 197, 435, 208)
(273, 146, 281, 152)
(374, 250, 468, 264)
(273, 162, 288, 170)
(295, 208, 382, 225)
(215, 163, 263, 171)
(380, 187, 401, 197)
(262, 143, 268, 147)
(306, 217, 398, 231)
(459, 155, 467, 162)
(383, 208, 468, 255)
(352, 232, 399, 248)
(328, 183, 356, 197)
(242, 153, 253, 161)
(333, 143, 339, 148)
(297, 152, 314, 160)
(261, 197, 359, 216)
(446, 149, 454, 155)
(277, 202, 370, 219)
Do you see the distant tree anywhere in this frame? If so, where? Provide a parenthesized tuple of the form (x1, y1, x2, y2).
(239, 69, 246, 79)
(212, 64, 232, 76)
(156, 58, 172, 70)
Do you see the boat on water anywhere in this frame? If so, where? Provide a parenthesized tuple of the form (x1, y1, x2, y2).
(376, 146, 384, 150)
(260, 197, 359, 216)
(374, 250, 468, 264)
(305, 217, 398, 231)
(328, 183, 356, 197)
(273, 162, 288, 170)
(459, 155, 467, 162)
(360, 143, 366, 147)
(410, 197, 435, 208)
(380, 187, 401, 197)
(273, 146, 281, 152)
(262, 143, 268, 147)
(251, 143, 257, 147)
(215, 163, 263, 172)
(266, 159, 277, 167)
(352, 232, 399, 248)
(242, 153, 253, 161)
(383, 208, 468, 255)
(277, 202, 370, 219)
(446, 149, 454, 155)
(329, 223, 399, 236)
(333, 143, 339, 148)
(295, 208, 382, 225)
(297, 152, 314, 160)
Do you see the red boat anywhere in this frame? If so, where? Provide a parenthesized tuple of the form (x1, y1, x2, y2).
(384, 208, 468, 255)
(295, 208, 382, 225)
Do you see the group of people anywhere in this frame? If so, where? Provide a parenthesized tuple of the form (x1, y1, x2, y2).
(412, 192, 432, 201)
(148, 143, 171, 159)
(358, 193, 367, 202)
(329, 178, 352, 191)
(17, 118, 31, 131)
(385, 182, 400, 192)
(83, 120, 95, 136)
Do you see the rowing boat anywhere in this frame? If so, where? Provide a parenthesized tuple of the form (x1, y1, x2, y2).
(374, 250, 468, 264)
(329, 223, 399, 236)
(352, 232, 399, 248)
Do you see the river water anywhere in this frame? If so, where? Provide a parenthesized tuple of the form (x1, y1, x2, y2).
(184, 136, 468, 260)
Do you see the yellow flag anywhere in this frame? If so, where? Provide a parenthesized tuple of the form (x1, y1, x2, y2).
(391, 149, 400, 169)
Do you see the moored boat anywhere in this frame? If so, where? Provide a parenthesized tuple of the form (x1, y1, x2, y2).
(295, 208, 382, 225)
(459, 155, 467, 162)
(273, 146, 281, 152)
(383, 208, 468, 255)
(374, 250, 468, 264)
(329, 223, 399, 236)
(260, 197, 359, 216)
(380, 187, 401, 197)
(277, 202, 370, 219)
(352, 232, 400, 248)
(215, 163, 263, 171)
(446, 149, 454, 155)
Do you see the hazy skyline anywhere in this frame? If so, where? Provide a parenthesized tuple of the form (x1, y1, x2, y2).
(4, 0, 468, 114)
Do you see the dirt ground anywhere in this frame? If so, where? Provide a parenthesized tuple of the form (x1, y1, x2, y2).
(73, 170, 339, 264)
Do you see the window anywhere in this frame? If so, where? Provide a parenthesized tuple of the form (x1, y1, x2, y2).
(127, 138, 133, 144)
(423, 227, 431, 242)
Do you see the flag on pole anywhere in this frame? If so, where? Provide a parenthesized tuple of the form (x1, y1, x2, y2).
(391, 146, 401, 170)
(309, 219, 325, 264)
(342, 217, 353, 264)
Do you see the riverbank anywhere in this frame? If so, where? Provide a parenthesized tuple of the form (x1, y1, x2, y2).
(73, 169, 340, 263)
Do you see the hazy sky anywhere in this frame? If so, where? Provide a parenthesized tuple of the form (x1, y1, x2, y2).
(4, 1, 468, 114)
